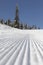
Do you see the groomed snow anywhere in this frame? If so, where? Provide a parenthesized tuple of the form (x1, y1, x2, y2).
(0, 24, 43, 65)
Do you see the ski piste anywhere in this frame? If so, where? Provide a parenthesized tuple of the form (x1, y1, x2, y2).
(0, 24, 43, 65)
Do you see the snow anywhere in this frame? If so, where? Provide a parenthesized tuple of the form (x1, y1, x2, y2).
(0, 24, 43, 65)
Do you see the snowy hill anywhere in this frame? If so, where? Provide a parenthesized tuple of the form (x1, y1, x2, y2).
(0, 24, 43, 65)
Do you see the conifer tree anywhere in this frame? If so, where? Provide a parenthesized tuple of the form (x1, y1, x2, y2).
(14, 5, 19, 28)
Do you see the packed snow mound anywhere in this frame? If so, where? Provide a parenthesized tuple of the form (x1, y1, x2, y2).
(0, 24, 43, 65)
(0, 24, 12, 30)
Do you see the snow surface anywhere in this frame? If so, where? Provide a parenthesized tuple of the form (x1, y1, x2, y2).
(0, 24, 43, 65)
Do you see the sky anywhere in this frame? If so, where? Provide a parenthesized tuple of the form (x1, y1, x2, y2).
(0, 0, 43, 28)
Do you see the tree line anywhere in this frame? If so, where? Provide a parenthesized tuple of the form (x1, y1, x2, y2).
(0, 5, 40, 29)
(0, 19, 40, 29)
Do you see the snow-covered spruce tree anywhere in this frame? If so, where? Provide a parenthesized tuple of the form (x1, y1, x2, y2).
(14, 20, 19, 28)
(31, 25, 37, 29)
(24, 24, 28, 29)
(0, 19, 4, 24)
(19, 23, 23, 29)
(14, 5, 20, 28)
(5, 19, 11, 26)
(7, 19, 11, 26)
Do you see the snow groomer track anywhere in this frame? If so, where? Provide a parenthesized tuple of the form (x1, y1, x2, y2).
(0, 24, 43, 65)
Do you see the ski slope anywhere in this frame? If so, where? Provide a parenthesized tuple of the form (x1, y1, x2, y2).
(0, 24, 43, 65)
